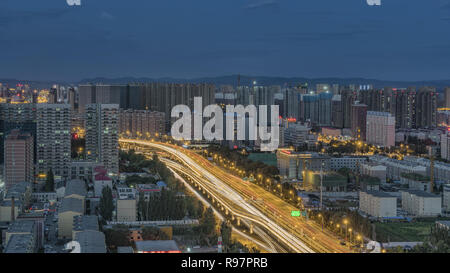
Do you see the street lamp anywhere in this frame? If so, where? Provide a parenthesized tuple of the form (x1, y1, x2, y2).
(343, 219, 349, 241)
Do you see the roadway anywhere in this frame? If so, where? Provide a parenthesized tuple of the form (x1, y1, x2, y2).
(120, 139, 351, 253)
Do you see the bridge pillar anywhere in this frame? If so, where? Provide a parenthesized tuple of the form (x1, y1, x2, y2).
(250, 223, 254, 234)
(237, 217, 240, 226)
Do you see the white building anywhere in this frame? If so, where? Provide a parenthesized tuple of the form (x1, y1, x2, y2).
(368, 155, 427, 181)
(443, 184, 450, 213)
(36, 104, 71, 181)
(330, 156, 367, 172)
(361, 162, 387, 184)
(116, 198, 137, 222)
(441, 132, 450, 161)
(85, 104, 119, 177)
(401, 190, 442, 217)
(359, 191, 397, 218)
(366, 111, 395, 147)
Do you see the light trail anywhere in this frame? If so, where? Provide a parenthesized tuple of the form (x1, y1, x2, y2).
(120, 139, 351, 253)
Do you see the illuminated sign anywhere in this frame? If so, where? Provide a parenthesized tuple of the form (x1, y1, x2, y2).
(291, 211, 301, 217)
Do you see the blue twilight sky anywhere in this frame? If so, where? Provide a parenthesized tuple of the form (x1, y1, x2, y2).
(0, 0, 450, 82)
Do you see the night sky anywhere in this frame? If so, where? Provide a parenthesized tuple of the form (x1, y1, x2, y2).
(1, 0, 450, 82)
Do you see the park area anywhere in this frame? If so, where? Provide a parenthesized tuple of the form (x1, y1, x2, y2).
(374, 221, 434, 242)
(248, 153, 277, 167)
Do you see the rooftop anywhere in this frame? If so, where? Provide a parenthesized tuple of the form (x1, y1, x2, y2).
(4, 234, 34, 253)
(404, 190, 440, 198)
(73, 215, 99, 232)
(59, 197, 84, 214)
(365, 190, 395, 198)
(135, 240, 180, 253)
(7, 220, 35, 233)
(65, 179, 87, 198)
(74, 230, 106, 253)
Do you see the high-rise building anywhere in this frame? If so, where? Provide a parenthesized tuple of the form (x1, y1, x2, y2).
(392, 88, 415, 129)
(341, 90, 356, 128)
(119, 109, 165, 138)
(316, 84, 331, 94)
(78, 84, 127, 114)
(351, 102, 367, 141)
(445, 87, 450, 109)
(301, 94, 319, 124)
(85, 104, 119, 177)
(318, 92, 333, 126)
(441, 131, 450, 161)
(366, 111, 396, 147)
(4, 130, 34, 189)
(283, 88, 301, 120)
(36, 104, 71, 180)
(142, 83, 215, 126)
(415, 87, 437, 128)
(331, 95, 343, 128)
(0, 103, 37, 164)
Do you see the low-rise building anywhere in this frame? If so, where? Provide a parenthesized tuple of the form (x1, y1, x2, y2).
(74, 230, 106, 253)
(361, 162, 387, 184)
(359, 191, 397, 218)
(303, 171, 347, 192)
(359, 176, 381, 191)
(32, 192, 57, 203)
(93, 174, 113, 197)
(4, 220, 36, 248)
(135, 240, 181, 253)
(0, 199, 22, 222)
(400, 173, 432, 193)
(401, 190, 442, 217)
(117, 198, 137, 222)
(117, 185, 136, 200)
(277, 149, 330, 180)
(4, 233, 35, 253)
(58, 198, 84, 239)
(72, 215, 99, 239)
(443, 184, 450, 213)
(330, 156, 367, 172)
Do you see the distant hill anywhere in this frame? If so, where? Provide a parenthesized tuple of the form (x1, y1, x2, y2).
(2, 75, 450, 91)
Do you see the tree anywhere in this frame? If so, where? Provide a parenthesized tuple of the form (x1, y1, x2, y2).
(99, 186, 114, 221)
(104, 225, 131, 251)
(142, 226, 170, 241)
(45, 169, 55, 192)
(220, 221, 232, 249)
(200, 207, 217, 236)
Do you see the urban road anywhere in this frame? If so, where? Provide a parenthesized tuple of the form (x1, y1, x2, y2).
(119, 139, 351, 253)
